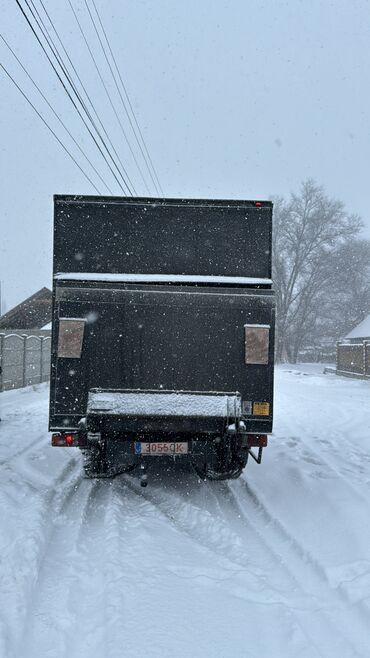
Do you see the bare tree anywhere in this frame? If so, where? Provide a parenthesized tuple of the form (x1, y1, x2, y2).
(318, 239, 370, 342)
(272, 180, 362, 362)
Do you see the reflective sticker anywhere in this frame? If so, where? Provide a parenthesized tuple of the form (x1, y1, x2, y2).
(245, 325, 270, 365)
(242, 400, 253, 415)
(58, 318, 85, 358)
(253, 402, 270, 416)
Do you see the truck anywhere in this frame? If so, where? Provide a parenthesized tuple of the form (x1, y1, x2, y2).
(49, 195, 275, 485)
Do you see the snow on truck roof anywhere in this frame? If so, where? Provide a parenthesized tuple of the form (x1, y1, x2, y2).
(54, 195, 272, 207)
(54, 272, 272, 286)
(87, 390, 241, 418)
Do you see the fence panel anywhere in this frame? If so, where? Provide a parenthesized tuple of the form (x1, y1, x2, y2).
(365, 342, 370, 376)
(336, 342, 366, 377)
(0, 332, 51, 391)
(2, 334, 24, 390)
(41, 337, 51, 383)
(25, 335, 42, 386)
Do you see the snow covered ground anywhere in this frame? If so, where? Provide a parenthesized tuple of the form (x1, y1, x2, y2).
(1, 365, 370, 658)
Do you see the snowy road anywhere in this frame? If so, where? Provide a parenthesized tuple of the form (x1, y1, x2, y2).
(1, 365, 370, 657)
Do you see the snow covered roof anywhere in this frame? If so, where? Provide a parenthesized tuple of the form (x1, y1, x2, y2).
(87, 390, 241, 418)
(54, 272, 272, 286)
(345, 315, 370, 340)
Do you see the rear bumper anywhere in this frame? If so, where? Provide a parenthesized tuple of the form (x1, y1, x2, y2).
(51, 430, 268, 451)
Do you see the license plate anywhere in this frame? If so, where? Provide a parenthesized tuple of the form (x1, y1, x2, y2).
(134, 442, 189, 455)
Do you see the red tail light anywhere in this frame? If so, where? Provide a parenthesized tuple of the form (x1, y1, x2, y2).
(247, 434, 268, 447)
(52, 432, 77, 447)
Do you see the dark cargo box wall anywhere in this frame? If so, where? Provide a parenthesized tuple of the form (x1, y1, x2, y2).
(53, 196, 272, 279)
(50, 283, 274, 432)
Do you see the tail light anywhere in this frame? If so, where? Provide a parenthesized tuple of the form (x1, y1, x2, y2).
(65, 433, 74, 446)
(52, 432, 78, 447)
(247, 434, 268, 447)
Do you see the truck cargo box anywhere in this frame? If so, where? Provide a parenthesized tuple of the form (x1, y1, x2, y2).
(49, 196, 274, 481)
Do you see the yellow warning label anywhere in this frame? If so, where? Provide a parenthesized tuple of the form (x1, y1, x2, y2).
(253, 402, 270, 416)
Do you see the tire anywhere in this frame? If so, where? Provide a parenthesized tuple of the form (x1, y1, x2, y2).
(81, 445, 106, 478)
(205, 460, 246, 480)
(193, 459, 246, 481)
(81, 443, 139, 478)
(192, 439, 248, 481)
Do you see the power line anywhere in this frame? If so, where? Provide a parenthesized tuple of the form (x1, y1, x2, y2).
(33, 0, 136, 195)
(89, 0, 164, 196)
(84, 0, 158, 196)
(16, 0, 133, 194)
(0, 33, 113, 194)
(19, 0, 130, 194)
(0, 60, 101, 193)
(67, 0, 152, 195)
(22, 0, 133, 194)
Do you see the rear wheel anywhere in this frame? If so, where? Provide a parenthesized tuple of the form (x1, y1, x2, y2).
(205, 460, 246, 480)
(81, 444, 106, 478)
(193, 438, 248, 480)
(81, 441, 138, 478)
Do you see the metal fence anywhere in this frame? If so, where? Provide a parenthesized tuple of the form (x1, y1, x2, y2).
(0, 331, 51, 391)
(336, 341, 370, 378)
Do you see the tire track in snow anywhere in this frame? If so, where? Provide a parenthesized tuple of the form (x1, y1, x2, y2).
(126, 468, 332, 658)
(57, 478, 189, 658)
(9, 457, 368, 658)
(123, 473, 270, 580)
(56, 480, 123, 658)
(199, 477, 367, 657)
(19, 478, 148, 658)
(118, 475, 318, 658)
(63, 480, 133, 658)
(203, 480, 357, 658)
(125, 470, 366, 657)
(228, 479, 369, 657)
(0, 385, 90, 657)
(17, 474, 97, 657)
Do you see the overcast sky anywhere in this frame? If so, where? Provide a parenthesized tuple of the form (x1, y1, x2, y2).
(1, 0, 370, 311)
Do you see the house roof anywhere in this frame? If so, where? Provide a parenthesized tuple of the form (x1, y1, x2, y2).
(0, 287, 52, 330)
(345, 315, 370, 340)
